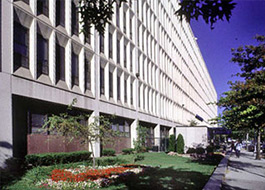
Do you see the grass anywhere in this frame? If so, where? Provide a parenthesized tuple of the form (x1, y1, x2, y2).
(2, 152, 222, 190)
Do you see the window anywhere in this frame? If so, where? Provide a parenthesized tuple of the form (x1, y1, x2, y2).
(72, 51, 79, 86)
(129, 18, 132, 39)
(84, 28, 91, 44)
(143, 87, 145, 109)
(56, 0, 65, 27)
(123, 11, 126, 34)
(37, 33, 49, 77)
(37, 0, 49, 16)
(124, 44, 127, 68)
(117, 75, 120, 100)
(142, 60, 145, 80)
(56, 42, 65, 82)
(100, 66, 104, 95)
(130, 48, 133, 72)
(71, 1, 79, 35)
(109, 71, 113, 98)
(131, 82, 133, 105)
(85, 56, 91, 91)
(116, 4, 120, 28)
(138, 85, 140, 107)
(14, 0, 29, 4)
(124, 79, 127, 103)
(29, 113, 47, 134)
(99, 34, 104, 53)
(13, 15, 29, 71)
(109, 32, 113, 59)
(117, 38, 120, 64)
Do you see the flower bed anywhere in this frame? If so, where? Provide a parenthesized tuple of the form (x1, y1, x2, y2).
(37, 165, 148, 189)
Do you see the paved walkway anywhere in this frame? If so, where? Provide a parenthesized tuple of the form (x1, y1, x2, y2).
(222, 149, 265, 190)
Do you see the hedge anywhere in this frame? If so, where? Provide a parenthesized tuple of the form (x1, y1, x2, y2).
(122, 148, 134, 155)
(196, 147, 205, 155)
(102, 149, 116, 156)
(186, 148, 196, 154)
(25, 151, 91, 166)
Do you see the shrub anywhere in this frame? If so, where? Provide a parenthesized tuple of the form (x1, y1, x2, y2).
(168, 135, 176, 152)
(215, 145, 221, 150)
(206, 145, 214, 154)
(134, 155, 145, 163)
(25, 151, 91, 166)
(196, 147, 205, 155)
(186, 148, 196, 154)
(96, 157, 127, 166)
(176, 134, 185, 154)
(102, 149, 116, 156)
(122, 148, 134, 155)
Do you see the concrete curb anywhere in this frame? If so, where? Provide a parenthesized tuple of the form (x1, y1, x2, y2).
(202, 152, 230, 190)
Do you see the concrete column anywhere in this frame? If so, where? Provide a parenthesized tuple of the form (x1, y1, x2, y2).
(49, 31, 56, 84)
(65, 40, 71, 89)
(154, 124, 160, 149)
(88, 111, 100, 157)
(79, 47, 85, 93)
(0, 74, 12, 168)
(169, 127, 174, 136)
(130, 119, 138, 148)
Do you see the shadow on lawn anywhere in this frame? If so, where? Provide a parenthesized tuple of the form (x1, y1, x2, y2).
(186, 154, 224, 166)
(113, 167, 210, 190)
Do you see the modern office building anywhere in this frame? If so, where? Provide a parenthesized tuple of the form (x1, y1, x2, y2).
(0, 0, 217, 167)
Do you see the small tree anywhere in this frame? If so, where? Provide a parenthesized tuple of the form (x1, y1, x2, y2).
(176, 134, 185, 154)
(133, 123, 149, 153)
(42, 99, 119, 168)
(168, 135, 176, 152)
(188, 120, 198, 126)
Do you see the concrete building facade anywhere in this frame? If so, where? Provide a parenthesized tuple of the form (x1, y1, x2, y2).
(0, 0, 217, 167)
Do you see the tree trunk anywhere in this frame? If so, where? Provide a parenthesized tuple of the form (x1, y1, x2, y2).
(256, 129, 261, 160)
(88, 140, 96, 168)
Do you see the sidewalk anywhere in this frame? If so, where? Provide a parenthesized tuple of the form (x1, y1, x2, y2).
(222, 149, 265, 190)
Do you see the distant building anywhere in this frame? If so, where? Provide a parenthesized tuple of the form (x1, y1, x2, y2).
(0, 0, 217, 167)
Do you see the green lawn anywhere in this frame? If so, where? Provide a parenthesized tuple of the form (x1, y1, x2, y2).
(3, 152, 221, 190)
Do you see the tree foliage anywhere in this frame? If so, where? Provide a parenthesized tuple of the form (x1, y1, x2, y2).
(133, 123, 149, 153)
(188, 119, 198, 126)
(176, 134, 185, 154)
(216, 35, 265, 159)
(176, 0, 236, 29)
(42, 99, 119, 167)
(168, 134, 176, 152)
(79, 0, 126, 36)
(78, 0, 236, 36)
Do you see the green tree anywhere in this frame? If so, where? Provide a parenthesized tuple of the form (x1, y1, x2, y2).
(42, 99, 119, 167)
(168, 134, 176, 152)
(79, 0, 126, 36)
(133, 123, 149, 153)
(188, 119, 198, 126)
(176, 134, 185, 154)
(176, 0, 236, 29)
(216, 35, 265, 159)
(78, 0, 236, 36)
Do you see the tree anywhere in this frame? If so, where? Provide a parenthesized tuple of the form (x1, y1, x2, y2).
(42, 99, 119, 167)
(188, 119, 198, 126)
(78, 0, 236, 36)
(216, 35, 265, 159)
(176, 134, 185, 154)
(79, 0, 126, 36)
(175, 0, 236, 29)
(133, 123, 149, 153)
(168, 134, 176, 152)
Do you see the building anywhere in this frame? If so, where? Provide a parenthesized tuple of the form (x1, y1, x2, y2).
(0, 0, 217, 167)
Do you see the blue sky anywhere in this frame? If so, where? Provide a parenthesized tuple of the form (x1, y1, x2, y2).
(190, 0, 265, 114)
